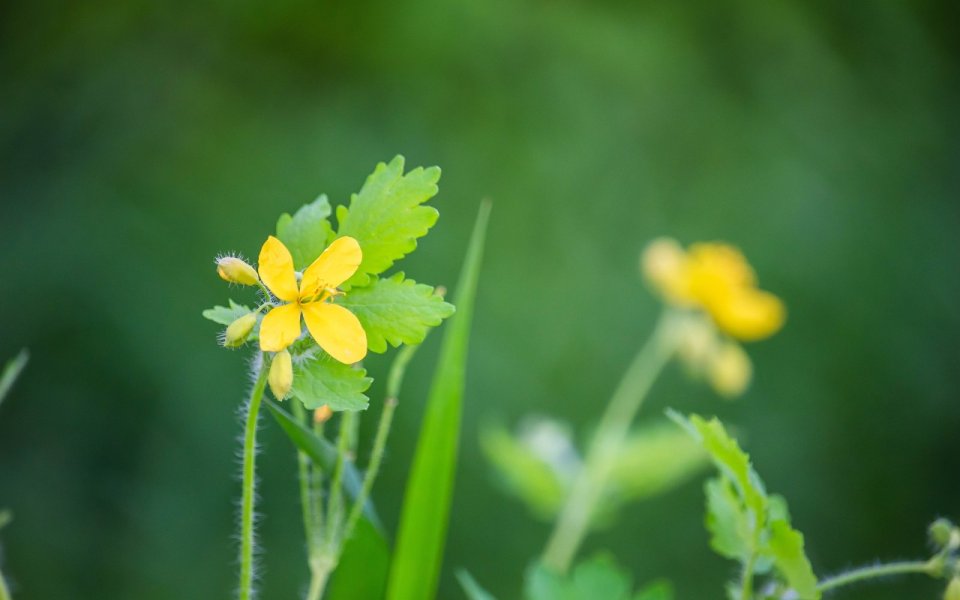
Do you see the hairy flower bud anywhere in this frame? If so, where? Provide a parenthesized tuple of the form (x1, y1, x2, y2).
(223, 313, 257, 348)
(268, 350, 293, 400)
(707, 342, 752, 398)
(313, 405, 333, 424)
(216, 256, 260, 286)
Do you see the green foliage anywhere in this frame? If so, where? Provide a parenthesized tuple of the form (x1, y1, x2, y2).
(457, 570, 498, 600)
(263, 398, 380, 527)
(338, 273, 455, 353)
(0, 349, 28, 407)
(0, 510, 11, 530)
(480, 423, 568, 519)
(326, 516, 390, 600)
(525, 555, 673, 600)
(337, 156, 442, 288)
(386, 202, 490, 600)
(201, 300, 252, 326)
(670, 411, 819, 600)
(290, 354, 373, 411)
(276, 195, 335, 270)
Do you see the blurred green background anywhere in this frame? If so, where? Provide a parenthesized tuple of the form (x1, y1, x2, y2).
(1, 1, 958, 598)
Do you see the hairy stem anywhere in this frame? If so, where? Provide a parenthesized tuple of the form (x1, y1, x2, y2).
(541, 314, 676, 574)
(817, 559, 938, 593)
(239, 356, 270, 600)
(344, 344, 420, 540)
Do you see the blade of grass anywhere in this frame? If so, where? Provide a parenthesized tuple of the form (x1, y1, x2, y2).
(385, 200, 491, 600)
(264, 399, 381, 529)
(0, 349, 29, 407)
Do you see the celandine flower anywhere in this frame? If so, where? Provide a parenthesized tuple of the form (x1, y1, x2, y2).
(258, 235, 368, 364)
(643, 238, 785, 341)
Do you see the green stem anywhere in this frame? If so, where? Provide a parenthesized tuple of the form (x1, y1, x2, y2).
(816, 559, 938, 593)
(0, 569, 11, 600)
(325, 412, 354, 547)
(239, 356, 270, 600)
(740, 553, 756, 600)
(343, 344, 420, 540)
(292, 401, 319, 553)
(541, 314, 676, 573)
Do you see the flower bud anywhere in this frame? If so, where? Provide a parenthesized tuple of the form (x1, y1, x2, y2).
(641, 237, 688, 301)
(931, 519, 957, 549)
(944, 578, 960, 600)
(223, 313, 257, 348)
(707, 342, 752, 398)
(313, 405, 333, 424)
(216, 256, 259, 286)
(268, 350, 293, 400)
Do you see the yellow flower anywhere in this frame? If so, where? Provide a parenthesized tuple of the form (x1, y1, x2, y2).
(257, 235, 368, 364)
(706, 342, 752, 398)
(643, 238, 785, 341)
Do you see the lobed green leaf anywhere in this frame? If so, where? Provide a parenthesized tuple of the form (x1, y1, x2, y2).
(338, 273, 455, 353)
(201, 300, 252, 326)
(276, 195, 335, 270)
(290, 354, 373, 412)
(480, 424, 568, 519)
(337, 156, 442, 288)
(764, 520, 819, 599)
(524, 554, 670, 600)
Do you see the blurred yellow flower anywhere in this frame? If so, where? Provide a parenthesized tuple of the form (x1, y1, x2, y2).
(643, 238, 785, 341)
(258, 235, 368, 364)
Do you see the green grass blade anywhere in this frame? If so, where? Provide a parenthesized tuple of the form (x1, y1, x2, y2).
(0, 349, 29, 408)
(386, 201, 491, 600)
(264, 398, 381, 529)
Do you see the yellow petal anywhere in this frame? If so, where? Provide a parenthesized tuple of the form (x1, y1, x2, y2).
(300, 236, 362, 298)
(710, 289, 786, 341)
(259, 303, 303, 352)
(258, 236, 299, 302)
(641, 237, 694, 304)
(301, 302, 368, 364)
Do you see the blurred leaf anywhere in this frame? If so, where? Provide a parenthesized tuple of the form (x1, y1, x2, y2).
(480, 424, 567, 519)
(670, 411, 819, 599)
(0, 349, 28, 407)
(291, 354, 372, 411)
(385, 201, 490, 600)
(764, 520, 818, 599)
(0, 510, 11, 530)
(201, 300, 252, 326)
(338, 273, 455, 353)
(327, 515, 390, 600)
(605, 419, 708, 507)
(633, 580, 674, 600)
(456, 570, 498, 600)
(276, 195, 335, 270)
(337, 156, 441, 288)
(525, 554, 663, 600)
(264, 399, 380, 528)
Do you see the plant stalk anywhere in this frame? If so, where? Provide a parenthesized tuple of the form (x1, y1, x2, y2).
(541, 313, 676, 573)
(816, 559, 938, 593)
(239, 356, 270, 600)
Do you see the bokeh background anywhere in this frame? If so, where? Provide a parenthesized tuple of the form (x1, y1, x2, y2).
(1, 1, 958, 598)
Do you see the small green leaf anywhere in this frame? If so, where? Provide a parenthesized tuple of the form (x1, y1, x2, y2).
(291, 354, 373, 412)
(480, 424, 567, 519)
(0, 349, 28, 407)
(704, 477, 751, 562)
(386, 201, 490, 600)
(276, 195, 335, 269)
(456, 570, 498, 600)
(525, 554, 654, 600)
(338, 273, 455, 353)
(202, 300, 252, 326)
(327, 516, 390, 600)
(764, 520, 819, 600)
(633, 580, 674, 600)
(263, 398, 380, 528)
(337, 156, 442, 288)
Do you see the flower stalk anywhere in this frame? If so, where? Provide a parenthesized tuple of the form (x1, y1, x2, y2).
(239, 356, 270, 600)
(541, 312, 678, 573)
